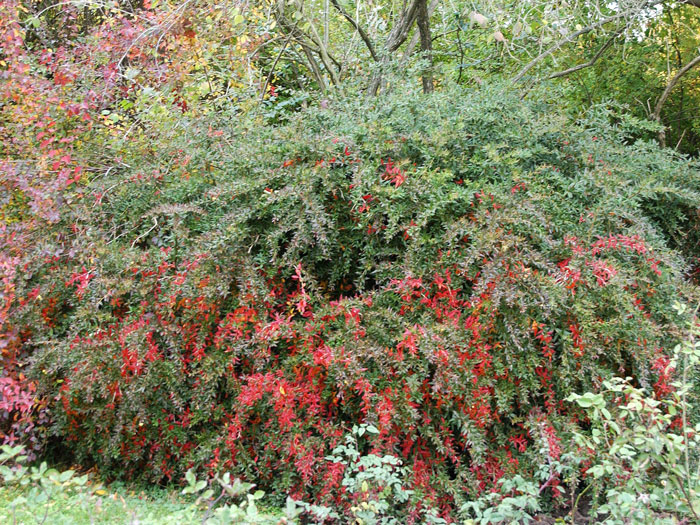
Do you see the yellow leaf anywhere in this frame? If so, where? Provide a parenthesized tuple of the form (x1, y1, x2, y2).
(95, 489, 107, 496)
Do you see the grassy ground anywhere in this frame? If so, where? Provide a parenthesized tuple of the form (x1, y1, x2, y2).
(0, 479, 289, 525)
(0, 482, 204, 525)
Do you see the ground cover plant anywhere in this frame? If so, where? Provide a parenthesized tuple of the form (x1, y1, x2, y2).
(2, 0, 700, 523)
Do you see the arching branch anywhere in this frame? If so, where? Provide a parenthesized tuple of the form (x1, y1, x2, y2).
(274, 0, 340, 89)
(653, 54, 700, 146)
(261, 27, 296, 101)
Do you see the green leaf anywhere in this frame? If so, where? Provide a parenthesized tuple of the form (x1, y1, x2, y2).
(74, 474, 88, 486)
(194, 480, 207, 492)
(58, 470, 75, 482)
(185, 470, 196, 486)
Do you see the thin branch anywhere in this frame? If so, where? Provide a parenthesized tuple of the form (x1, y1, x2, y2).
(298, 41, 328, 91)
(456, 19, 464, 84)
(330, 0, 378, 61)
(324, 0, 329, 50)
(39, 483, 50, 525)
(274, 13, 328, 91)
(512, 10, 637, 83)
(274, 0, 340, 86)
(431, 27, 459, 43)
(549, 31, 621, 79)
(248, 35, 284, 59)
(675, 128, 687, 150)
(301, 14, 341, 85)
(261, 27, 296, 101)
(131, 217, 158, 248)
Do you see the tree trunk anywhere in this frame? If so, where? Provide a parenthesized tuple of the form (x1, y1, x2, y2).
(367, 0, 423, 96)
(416, 0, 433, 93)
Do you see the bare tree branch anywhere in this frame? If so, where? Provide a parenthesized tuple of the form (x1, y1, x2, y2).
(512, 11, 633, 83)
(330, 0, 378, 62)
(279, 20, 329, 91)
(548, 31, 621, 79)
(653, 54, 700, 146)
(274, 0, 339, 89)
(301, 13, 341, 85)
(261, 26, 297, 101)
(298, 42, 329, 91)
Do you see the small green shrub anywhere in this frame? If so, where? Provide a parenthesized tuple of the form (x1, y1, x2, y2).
(566, 301, 700, 524)
(181, 469, 299, 524)
(0, 444, 89, 523)
(460, 475, 541, 524)
(0, 444, 288, 524)
(297, 423, 446, 524)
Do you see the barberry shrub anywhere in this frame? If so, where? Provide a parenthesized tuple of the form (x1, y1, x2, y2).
(8, 84, 700, 517)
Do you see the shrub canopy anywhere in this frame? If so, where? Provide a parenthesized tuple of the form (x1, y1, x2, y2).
(6, 84, 700, 515)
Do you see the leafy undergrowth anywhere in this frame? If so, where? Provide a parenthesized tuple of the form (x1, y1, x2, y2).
(0, 444, 290, 525)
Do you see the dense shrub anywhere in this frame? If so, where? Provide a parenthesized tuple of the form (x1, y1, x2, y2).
(6, 84, 700, 517)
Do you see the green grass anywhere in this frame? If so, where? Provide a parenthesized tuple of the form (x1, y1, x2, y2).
(0, 482, 203, 525)
(0, 480, 288, 525)
(0, 446, 286, 525)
